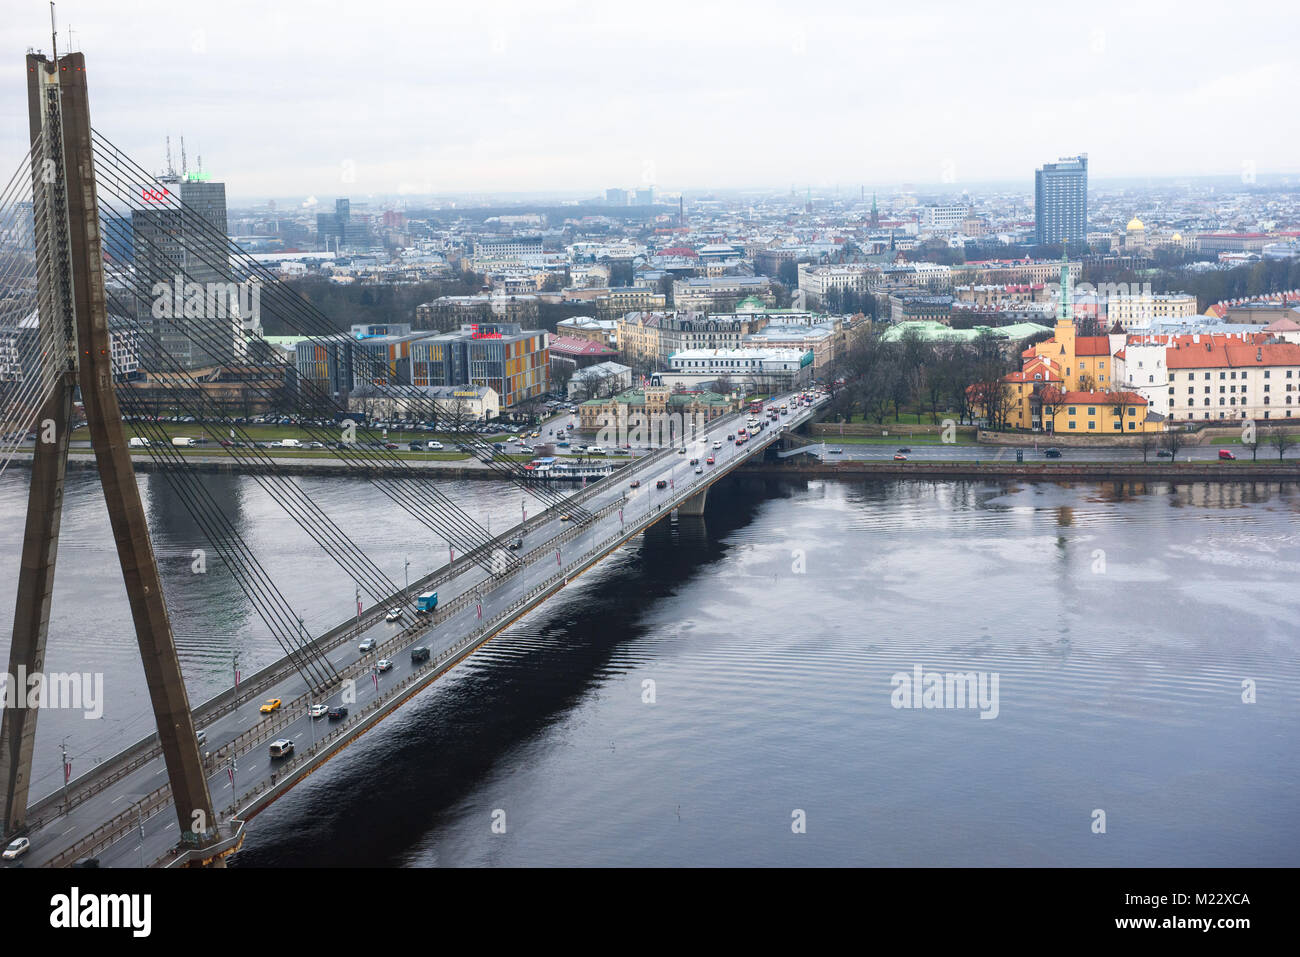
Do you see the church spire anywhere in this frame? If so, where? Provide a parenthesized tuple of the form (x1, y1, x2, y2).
(1058, 249, 1072, 322)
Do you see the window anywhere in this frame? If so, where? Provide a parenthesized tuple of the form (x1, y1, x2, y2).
(1068, 421, 1076, 429)
(1088, 421, 1096, 430)
(1067, 406, 1076, 415)
(1087, 406, 1096, 415)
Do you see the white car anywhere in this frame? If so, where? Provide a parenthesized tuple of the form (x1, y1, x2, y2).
(519, 445, 534, 454)
(426, 441, 444, 451)
(712, 441, 722, 449)
(377, 658, 394, 673)
(309, 703, 329, 718)
(3, 837, 29, 860)
(385, 608, 402, 622)
(694, 465, 703, 474)
(359, 637, 378, 653)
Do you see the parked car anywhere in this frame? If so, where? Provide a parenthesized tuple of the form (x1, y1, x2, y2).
(1155, 449, 1173, 458)
(259, 698, 281, 714)
(327, 705, 348, 720)
(426, 441, 444, 451)
(359, 637, 377, 653)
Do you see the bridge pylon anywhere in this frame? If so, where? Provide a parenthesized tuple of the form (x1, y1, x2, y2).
(0, 51, 220, 862)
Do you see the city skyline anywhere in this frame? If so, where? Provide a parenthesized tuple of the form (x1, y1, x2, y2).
(2, 0, 1298, 201)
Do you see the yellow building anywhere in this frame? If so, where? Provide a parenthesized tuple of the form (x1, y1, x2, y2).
(1031, 317, 1115, 391)
(1039, 388, 1162, 434)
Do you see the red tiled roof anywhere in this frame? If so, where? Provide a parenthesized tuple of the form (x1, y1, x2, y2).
(1056, 390, 1148, 405)
(1164, 334, 1292, 369)
(1075, 336, 1112, 357)
(547, 336, 616, 357)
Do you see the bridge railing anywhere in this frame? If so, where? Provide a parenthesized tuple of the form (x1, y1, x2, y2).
(32, 399, 820, 857)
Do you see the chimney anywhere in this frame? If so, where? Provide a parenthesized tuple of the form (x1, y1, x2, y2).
(1257, 347, 1263, 361)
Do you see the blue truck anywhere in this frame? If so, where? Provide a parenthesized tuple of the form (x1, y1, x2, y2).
(416, 591, 439, 614)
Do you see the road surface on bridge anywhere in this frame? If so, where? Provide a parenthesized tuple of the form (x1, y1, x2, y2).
(10, 389, 827, 868)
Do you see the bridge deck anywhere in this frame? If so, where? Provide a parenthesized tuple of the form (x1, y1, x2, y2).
(19, 390, 827, 867)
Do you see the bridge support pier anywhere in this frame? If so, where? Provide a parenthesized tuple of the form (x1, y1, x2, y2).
(677, 486, 708, 516)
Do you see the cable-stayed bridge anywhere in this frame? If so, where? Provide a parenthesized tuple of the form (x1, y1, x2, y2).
(0, 51, 825, 867)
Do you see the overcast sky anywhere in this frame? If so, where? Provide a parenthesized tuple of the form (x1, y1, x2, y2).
(2, 0, 1297, 204)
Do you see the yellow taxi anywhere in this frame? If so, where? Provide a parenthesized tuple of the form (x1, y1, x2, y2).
(259, 698, 282, 714)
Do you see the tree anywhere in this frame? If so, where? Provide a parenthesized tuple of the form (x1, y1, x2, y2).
(1162, 426, 1185, 460)
(1137, 430, 1157, 463)
(1268, 426, 1298, 462)
(1244, 424, 1262, 461)
(777, 260, 799, 287)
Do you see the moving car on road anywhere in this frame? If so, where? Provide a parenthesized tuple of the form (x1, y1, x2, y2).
(377, 658, 394, 673)
(656, 479, 668, 489)
(359, 637, 378, 653)
(706, 456, 715, 465)
(269, 739, 294, 759)
(828, 447, 843, 454)
(1218, 449, 1236, 460)
(411, 647, 430, 665)
(385, 607, 402, 622)
(1043, 448, 1062, 459)
(3, 838, 30, 860)
(893, 453, 908, 461)
(629, 479, 640, 488)
(259, 698, 282, 714)
(309, 704, 328, 718)
(327, 706, 348, 720)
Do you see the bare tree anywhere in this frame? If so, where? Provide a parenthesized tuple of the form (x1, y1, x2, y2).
(1162, 426, 1185, 460)
(1137, 430, 1157, 463)
(1268, 425, 1298, 462)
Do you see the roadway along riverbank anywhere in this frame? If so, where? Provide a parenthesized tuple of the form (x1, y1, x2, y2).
(745, 460, 1300, 481)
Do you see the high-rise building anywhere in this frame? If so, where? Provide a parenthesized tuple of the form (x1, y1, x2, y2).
(1034, 154, 1088, 246)
(132, 173, 238, 371)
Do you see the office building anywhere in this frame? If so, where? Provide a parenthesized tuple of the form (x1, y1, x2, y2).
(1034, 155, 1088, 246)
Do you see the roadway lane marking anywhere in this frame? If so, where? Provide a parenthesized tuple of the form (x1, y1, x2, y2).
(111, 793, 127, 804)
(165, 822, 175, 830)
(61, 825, 76, 836)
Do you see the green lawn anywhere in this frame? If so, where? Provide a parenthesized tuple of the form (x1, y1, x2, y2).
(817, 434, 978, 446)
